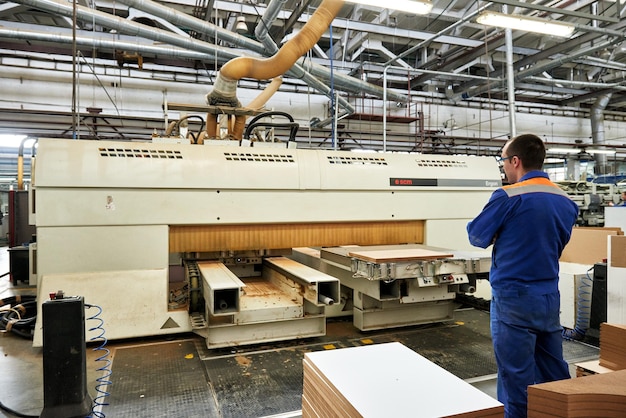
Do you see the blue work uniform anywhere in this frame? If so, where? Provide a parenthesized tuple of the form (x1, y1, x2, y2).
(466, 171, 579, 418)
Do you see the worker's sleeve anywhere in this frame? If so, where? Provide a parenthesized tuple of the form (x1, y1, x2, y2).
(466, 189, 511, 249)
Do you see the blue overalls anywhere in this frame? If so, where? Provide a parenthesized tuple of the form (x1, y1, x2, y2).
(467, 171, 579, 418)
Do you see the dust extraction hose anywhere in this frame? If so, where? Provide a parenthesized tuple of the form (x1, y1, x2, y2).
(205, 0, 344, 140)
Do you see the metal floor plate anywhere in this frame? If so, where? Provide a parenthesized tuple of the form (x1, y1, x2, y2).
(104, 339, 219, 417)
(102, 308, 599, 417)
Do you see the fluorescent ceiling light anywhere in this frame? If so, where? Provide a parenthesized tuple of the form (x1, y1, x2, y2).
(476, 11, 575, 38)
(344, 0, 433, 15)
(548, 147, 616, 155)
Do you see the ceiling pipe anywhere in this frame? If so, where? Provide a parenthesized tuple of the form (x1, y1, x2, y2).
(207, 0, 346, 139)
(525, 76, 626, 91)
(450, 38, 624, 102)
(590, 93, 613, 174)
(0, 25, 222, 61)
(253, 0, 355, 116)
(453, 13, 626, 97)
(116, 0, 405, 103)
(116, 0, 266, 53)
(10, 0, 254, 63)
(254, 0, 287, 55)
(11, 0, 405, 105)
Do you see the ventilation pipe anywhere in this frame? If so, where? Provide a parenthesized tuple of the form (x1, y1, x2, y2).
(590, 92, 612, 174)
(8, 0, 401, 124)
(0, 26, 219, 62)
(10, 0, 404, 103)
(253, 0, 355, 127)
(206, 0, 345, 139)
(449, 38, 622, 103)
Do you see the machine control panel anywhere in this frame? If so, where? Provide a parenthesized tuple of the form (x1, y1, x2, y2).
(416, 273, 469, 287)
(436, 273, 469, 285)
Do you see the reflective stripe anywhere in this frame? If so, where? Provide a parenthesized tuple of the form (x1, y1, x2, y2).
(504, 184, 569, 197)
(503, 178, 569, 198)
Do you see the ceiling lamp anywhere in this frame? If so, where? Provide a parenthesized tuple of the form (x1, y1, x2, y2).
(344, 0, 433, 15)
(235, 15, 248, 34)
(476, 11, 575, 38)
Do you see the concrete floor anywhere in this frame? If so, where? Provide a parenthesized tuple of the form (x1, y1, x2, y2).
(0, 244, 499, 418)
(0, 245, 42, 418)
(0, 244, 598, 418)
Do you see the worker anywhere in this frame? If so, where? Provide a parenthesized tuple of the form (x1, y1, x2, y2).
(466, 134, 579, 418)
(608, 190, 626, 206)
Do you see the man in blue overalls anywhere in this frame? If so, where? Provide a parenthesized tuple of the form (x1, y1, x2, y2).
(467, 134, 579, 418)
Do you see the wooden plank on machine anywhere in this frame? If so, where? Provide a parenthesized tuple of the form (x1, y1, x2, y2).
(347, 248, 454, 263)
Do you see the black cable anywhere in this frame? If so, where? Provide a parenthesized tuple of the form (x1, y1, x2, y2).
(0, 400, 39, 418)
(0, 299, 37, 339)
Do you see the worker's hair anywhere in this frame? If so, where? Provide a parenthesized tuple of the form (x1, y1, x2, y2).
(506, 133, 545, 170)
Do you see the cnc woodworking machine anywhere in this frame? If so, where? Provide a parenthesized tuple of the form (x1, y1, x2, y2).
(29, 139, 500, 348)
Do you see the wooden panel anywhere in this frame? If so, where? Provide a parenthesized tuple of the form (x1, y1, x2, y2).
(302, 342, 504, 417)
(528, 369, 626, 417)
(347, 248, 454, 263)
(169, 220, 424, 252)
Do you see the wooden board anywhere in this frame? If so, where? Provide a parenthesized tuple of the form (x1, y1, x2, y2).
(347, 248, 454, 263)
(169, 220, 424, 252)
(302, 342, 503, 417)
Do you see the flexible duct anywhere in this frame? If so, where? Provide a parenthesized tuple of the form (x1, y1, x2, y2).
(116, 0, 387, 107)
(253, 0, 355, 125)
(233, 77, 284, 139)
(206, 0, 345, 139)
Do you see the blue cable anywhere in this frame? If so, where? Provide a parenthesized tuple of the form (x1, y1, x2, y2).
(85, 304, 112, 418)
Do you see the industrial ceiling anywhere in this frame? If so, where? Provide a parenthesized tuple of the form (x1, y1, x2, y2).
(0, 0, 625, 155)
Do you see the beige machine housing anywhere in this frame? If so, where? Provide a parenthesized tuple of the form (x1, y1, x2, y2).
(30, 139, 500, 347)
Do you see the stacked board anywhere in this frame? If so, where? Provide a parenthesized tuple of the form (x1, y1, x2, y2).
(302, 342, 503, 418)
(599, 323, 626, 371)
(528, 370, 626, 417)
(528, 322, 626, 417)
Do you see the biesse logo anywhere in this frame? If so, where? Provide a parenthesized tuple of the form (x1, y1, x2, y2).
(395, 178, 414, 185)
(389, 178, 438, 186)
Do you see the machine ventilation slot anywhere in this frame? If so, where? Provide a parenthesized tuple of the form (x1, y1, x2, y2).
(415, 159, 467, 168)
(326, 156, 388, 165)
(98, 147, 183, 159)
(223, 152, 295, 163)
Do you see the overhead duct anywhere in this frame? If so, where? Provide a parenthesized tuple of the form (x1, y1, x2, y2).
(116, 0, 399, 105)
(590, 92, 612, 174)
(449, 38, 624, 103)
(0, 25, 220, 62)
(205, 0, 345, 139)
(8, 0, 410, 139)
(10, 0, 252, 65)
